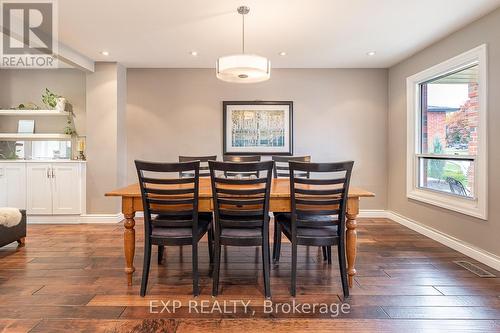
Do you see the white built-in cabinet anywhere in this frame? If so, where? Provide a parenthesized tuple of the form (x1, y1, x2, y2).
(0, 161, 86, 217)
(0, 163, 27, 209)
(26, 164, 53, 214)
(51, 164, 81, 214)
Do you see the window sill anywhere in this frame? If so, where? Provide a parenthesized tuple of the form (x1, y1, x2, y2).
(407, 188, 487, 220)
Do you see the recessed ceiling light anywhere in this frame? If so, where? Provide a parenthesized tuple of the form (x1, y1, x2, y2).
(279, 51, 287, 56)
(100, 51, 109, 56)
(190, 51, 198, 56)
(366, 51, 376, 56)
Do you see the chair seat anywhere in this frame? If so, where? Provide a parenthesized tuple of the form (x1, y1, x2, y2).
(154, 212, 212, 226)
(275, 213, 339, 225)
(220, 228, 262, 238)
(218, 211, 264, 236)
(272, 212, 288, 219)
(280, 222, 338, 238)
(219, 227, 263, 246)
(277, 214, 339, 246)
(151, 216, 211, 243)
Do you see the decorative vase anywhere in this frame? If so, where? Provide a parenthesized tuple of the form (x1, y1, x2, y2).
(55, 97, 66, 112)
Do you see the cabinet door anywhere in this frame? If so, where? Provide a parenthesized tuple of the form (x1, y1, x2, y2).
(26, 163, 53, 215)
(52, 163, 81, 215)
(0, 163, 26, 209)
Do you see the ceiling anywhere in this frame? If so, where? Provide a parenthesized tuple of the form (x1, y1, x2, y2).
(59, 0, 500, 68)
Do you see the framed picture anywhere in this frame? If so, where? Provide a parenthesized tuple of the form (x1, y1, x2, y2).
(18, 120, 35, 134)
(223, 101, 293, 155)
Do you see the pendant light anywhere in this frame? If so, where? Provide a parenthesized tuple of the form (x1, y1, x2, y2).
(216, 6, 271, 83)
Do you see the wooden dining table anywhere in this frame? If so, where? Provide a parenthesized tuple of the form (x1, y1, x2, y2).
(106, 178, 374, 288)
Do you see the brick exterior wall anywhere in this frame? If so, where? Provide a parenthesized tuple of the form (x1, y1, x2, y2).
(465, 82, 479, 195)
(466, 82, 479, 155)
(427, 112, 446, 151)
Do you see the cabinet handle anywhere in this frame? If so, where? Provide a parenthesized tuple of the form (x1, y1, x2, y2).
(47, 168, 51, 178)
(51, 168, 55, 178)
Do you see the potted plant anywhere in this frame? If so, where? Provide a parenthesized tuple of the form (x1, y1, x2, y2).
(41, 88, 66, 111)
(64, 112, 77, 136)
(0, 142, 19, 160)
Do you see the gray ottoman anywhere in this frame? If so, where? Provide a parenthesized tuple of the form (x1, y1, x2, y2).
(0, 209, 26, 247)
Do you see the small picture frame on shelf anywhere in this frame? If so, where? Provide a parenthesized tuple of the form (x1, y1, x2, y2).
(18, 120, 34, 134)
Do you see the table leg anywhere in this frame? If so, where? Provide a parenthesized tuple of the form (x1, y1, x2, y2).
(346, 198, 359, 288)
(123, 198, 136, 286)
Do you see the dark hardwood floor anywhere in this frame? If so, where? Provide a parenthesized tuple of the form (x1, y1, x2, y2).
(0, 218, 499, 332)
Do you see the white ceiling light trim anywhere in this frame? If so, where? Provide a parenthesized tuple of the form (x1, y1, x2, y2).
(216, 6, 271, 83)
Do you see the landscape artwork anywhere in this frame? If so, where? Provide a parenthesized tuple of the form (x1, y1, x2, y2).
(223, 101, 293, 155)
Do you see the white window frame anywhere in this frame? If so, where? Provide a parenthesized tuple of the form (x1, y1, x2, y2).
(406, 44, 488, 220)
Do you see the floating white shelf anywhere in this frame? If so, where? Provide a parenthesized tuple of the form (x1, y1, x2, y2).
(0, 109, 69, 116)
(0, 133, 71, 140)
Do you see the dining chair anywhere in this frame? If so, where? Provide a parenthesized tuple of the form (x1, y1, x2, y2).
(271, 155, 330, 263)
(223, 155, 261, 162)
(135, 160, 214, 297)
(209, 160, 274, 298)
(179, 155, 217, 177)
(272, 155, 311, 178)
(223, 155, 261, 178)
(273, 161, 354, 297)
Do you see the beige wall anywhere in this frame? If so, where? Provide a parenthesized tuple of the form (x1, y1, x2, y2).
(0, 67, 388, 213)
(86, 63, 127, 214)
(0, 65, 126, 214)
(127, 68, 388, 210)
(388, 8, 500, 256)
(0, 69, 86, 134)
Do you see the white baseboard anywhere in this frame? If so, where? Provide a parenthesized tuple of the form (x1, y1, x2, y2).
(28, 213, 123, 224)
(28, 215, 81, 224)
(80, 213, 124, 223)
(387, 211, 500, 272)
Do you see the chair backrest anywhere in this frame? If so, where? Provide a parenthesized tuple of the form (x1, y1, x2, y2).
(272, 155, 311, 178)
(135, 160, 200, 236)
(223, 155, 262, 178)
(209, 160, 274, 231)
(289, 161, 354, 236)
(223, 155, 261, 162)
(179, 155, 217, 177)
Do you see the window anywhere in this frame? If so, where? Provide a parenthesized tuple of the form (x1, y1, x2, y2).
(406, 45, 487, 219)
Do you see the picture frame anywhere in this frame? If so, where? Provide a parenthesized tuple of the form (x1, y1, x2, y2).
(223, 101, 293, 155)
(18, 120, 35, 134)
